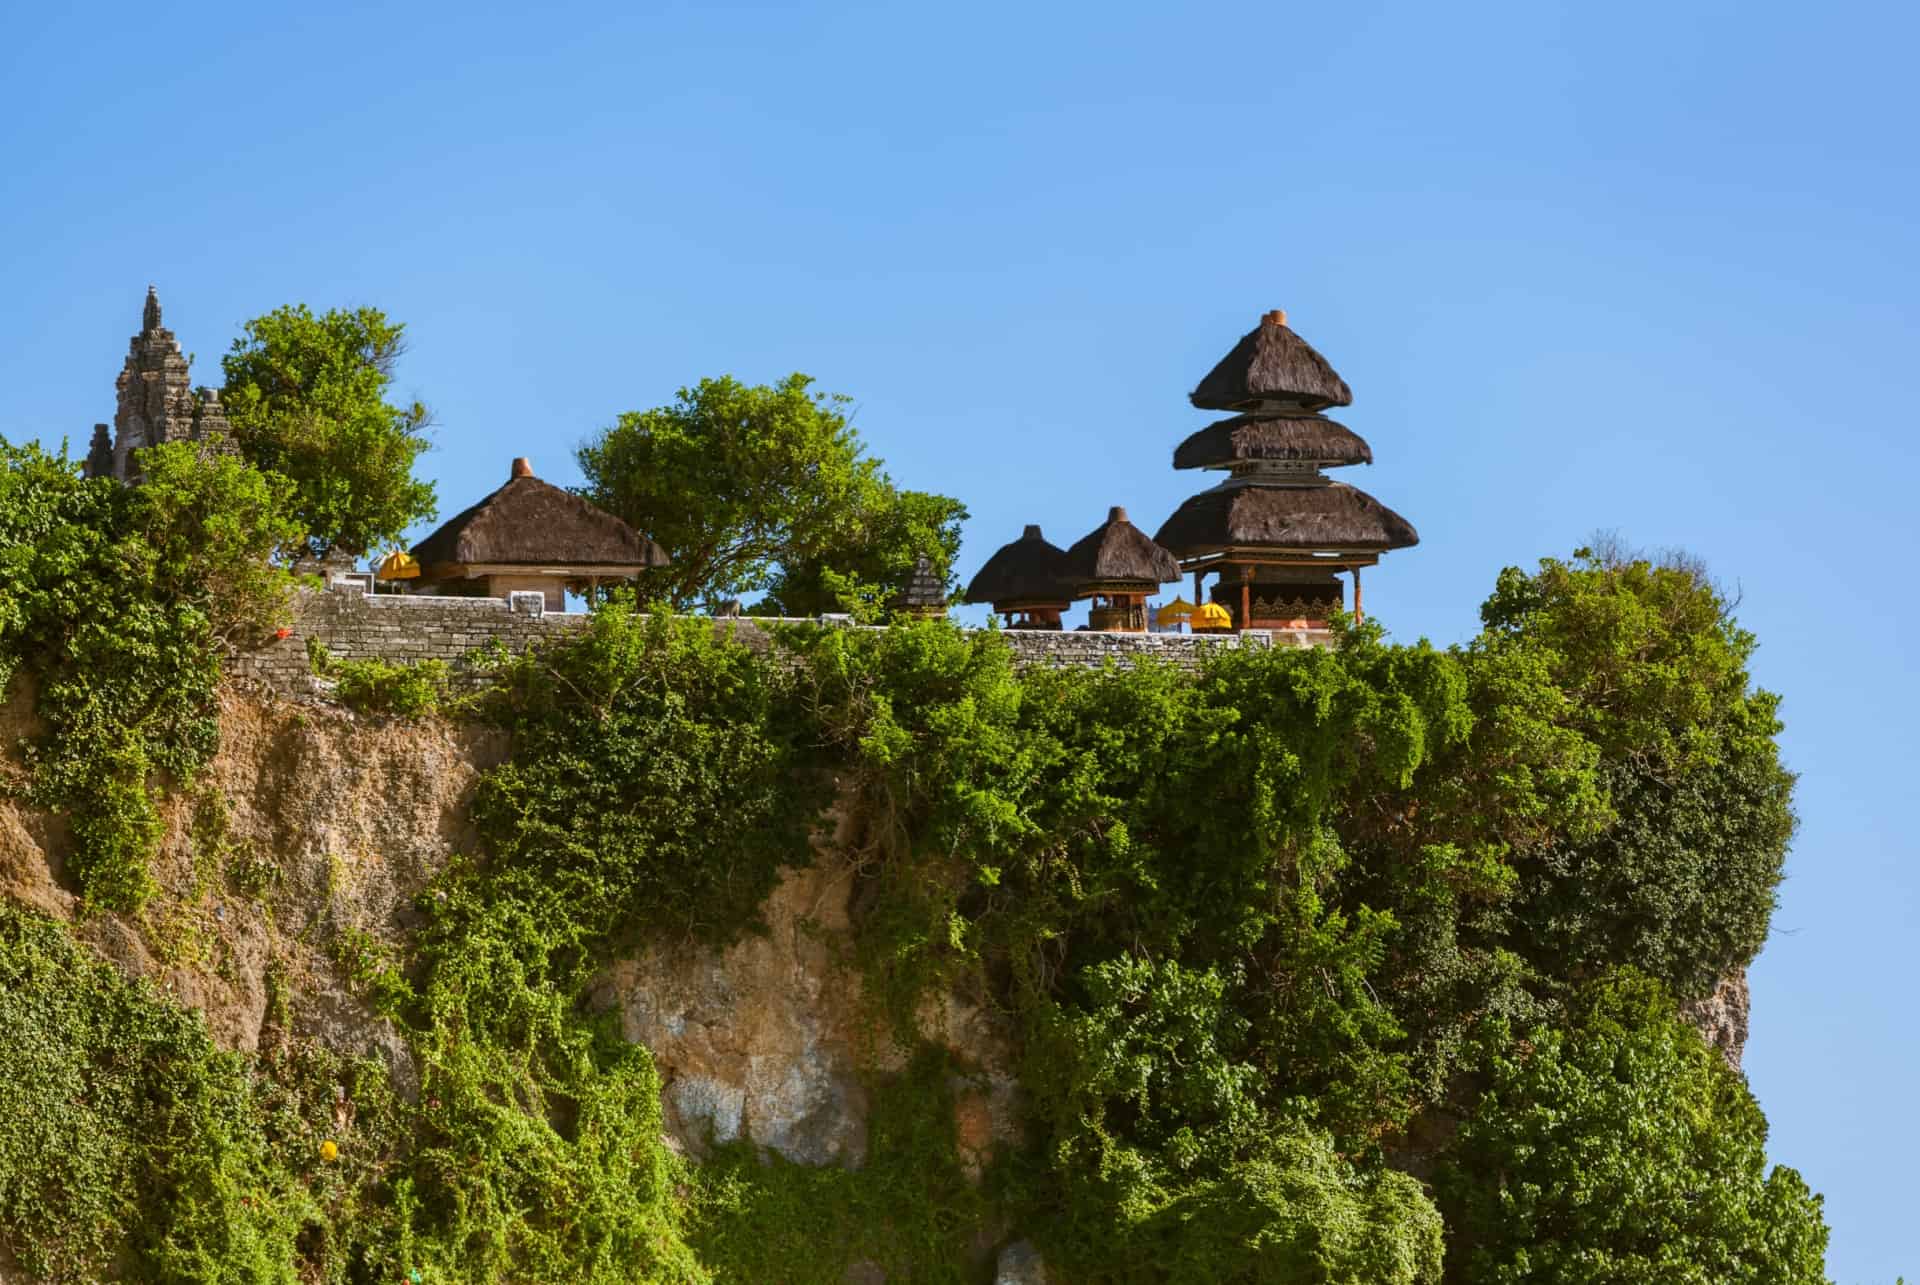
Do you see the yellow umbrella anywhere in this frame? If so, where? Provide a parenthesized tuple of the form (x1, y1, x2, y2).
(375, 549, 420, 581)
(1154, 596, 1197, 627)
(1192, 602, 1234, 631)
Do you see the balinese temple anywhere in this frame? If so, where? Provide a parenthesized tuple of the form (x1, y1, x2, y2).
(891, 556, 950, 619)
(963, 524, 1074, 629)
(407, 457, 669, 611)
(83, 286, 237, 483)
(1061, 506, 1182, 632)
(1154, 310, 1417, 630)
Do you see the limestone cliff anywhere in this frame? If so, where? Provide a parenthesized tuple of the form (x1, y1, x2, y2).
(0, 686, 1021, 1171)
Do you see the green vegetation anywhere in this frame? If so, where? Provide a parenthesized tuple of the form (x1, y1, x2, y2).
(1437, 972, 1828, 1283)
(576, 373, 966, 616)
(0, 399, 1829, 1284)
(0, 899, 321, 1280)
(307, 642, 449, 717)
(685, 1048, 988, 1282)
(221, 304, 438, 559)
(0, 438, 297, 910)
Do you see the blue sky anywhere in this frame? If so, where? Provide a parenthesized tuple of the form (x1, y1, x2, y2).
(4, 1, 1915, 1276)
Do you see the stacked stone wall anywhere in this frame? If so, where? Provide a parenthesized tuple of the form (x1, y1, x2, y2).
(227, 584, 1331, 698)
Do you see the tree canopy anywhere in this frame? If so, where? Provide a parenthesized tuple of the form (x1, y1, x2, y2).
(575, 374, 965, 615)
(220, 304, 437, 559)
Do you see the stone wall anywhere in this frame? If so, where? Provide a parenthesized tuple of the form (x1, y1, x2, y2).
(229, 582, 1332, 697)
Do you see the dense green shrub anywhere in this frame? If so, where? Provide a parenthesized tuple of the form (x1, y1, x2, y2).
(686, 1048, 987, 1282)
(309, 648, 449, 717)
(0, 901, 316, 1281)
(0, 438, 297, 909)
(1437, 971, 1828, 1283)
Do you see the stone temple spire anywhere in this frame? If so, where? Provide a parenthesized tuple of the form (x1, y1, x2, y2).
(89, 285, 235, 482)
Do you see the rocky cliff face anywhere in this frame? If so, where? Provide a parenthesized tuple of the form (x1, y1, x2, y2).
(0, 687, 1022, 1170)
(0, 683, 1751, 1238)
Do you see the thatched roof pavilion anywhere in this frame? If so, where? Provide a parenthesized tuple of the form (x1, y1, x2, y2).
(408, 458, 668, 610)
(1157, 310, 1416, 630)
(1061, 506, 1180, 632)
(964, 525, 1074, 629)
(1189, 310, 1353, 411)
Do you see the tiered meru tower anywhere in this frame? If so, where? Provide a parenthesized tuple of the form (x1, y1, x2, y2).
(1153, 310, 1417, 629)
(84, 286, 235, 483)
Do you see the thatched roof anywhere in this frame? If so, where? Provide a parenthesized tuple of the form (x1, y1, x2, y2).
(1062, 507, 1182, 588)
(964, 524, 1073, 607)
(411, 459, 669, 569)
(1155, 482, 1418, 555)
(1190, 310, 1352, 412)
(1172, 413, 1373, 470)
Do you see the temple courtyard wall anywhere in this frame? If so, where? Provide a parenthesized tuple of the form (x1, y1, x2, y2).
(228, 580, 1332, 697)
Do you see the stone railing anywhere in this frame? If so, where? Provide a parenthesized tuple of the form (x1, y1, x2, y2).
(226, 581, 1332, 697)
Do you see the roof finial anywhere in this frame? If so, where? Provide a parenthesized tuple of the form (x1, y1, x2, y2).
(511, 457, 533, 478)
(1108, 505, 1129, 523)
(1263, 308, 1288, 327)
(143, 285, 162, 331)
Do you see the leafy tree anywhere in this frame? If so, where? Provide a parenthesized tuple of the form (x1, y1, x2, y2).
(576, 374, 965, 612)
(761, 483, 968, 620)
(1437, 971, 1829, 1284)
(1473, 547, 1796, 998)
(221, 304, 437, 558)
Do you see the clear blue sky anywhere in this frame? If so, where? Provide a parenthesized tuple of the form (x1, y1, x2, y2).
(4, 1, 1914, 1276)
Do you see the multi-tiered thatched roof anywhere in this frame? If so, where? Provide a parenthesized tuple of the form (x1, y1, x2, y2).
(1155, 481, 1418, 557)
(1172, 413, 1374, 470)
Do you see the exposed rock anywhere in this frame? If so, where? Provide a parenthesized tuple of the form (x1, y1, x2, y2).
(1, 686, 1027, 1177)
(0, 689, 506, 1095)
(1682, 968, 1751, 1072)
(597, 850, 878, 1167)
(995, 1238, 1049, 1285)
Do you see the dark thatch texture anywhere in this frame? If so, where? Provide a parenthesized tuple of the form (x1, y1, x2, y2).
(411, 470, 669, 568)
(964, 525, 1074, 607)
(1062, 507, 1182, 588)
(1155, 482, 1419, 555)
(1172, 413, 1374, 470)
(1190, 314, 1353, 412)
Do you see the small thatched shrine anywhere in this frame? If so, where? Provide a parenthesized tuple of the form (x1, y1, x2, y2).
(891, 556, 950, 619)
(1154, 310, 1417, 629)
(408, 458, 669, 610)
(1061, 506, 1181, 632)
(963, 524, 1073, 629)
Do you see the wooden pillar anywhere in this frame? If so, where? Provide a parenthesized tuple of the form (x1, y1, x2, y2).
(1352, 566, 1363, 623)
(1238, 565, 1251, 630)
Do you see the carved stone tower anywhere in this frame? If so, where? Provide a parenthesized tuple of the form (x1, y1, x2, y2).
(86, 286, 236, 482)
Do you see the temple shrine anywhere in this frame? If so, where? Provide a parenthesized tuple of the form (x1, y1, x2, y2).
(1153, 310, 1417, 629)
(1059, 506, 1181, 632)
(964, 308, 1416, 634)
(962, 525, 1074, 628)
